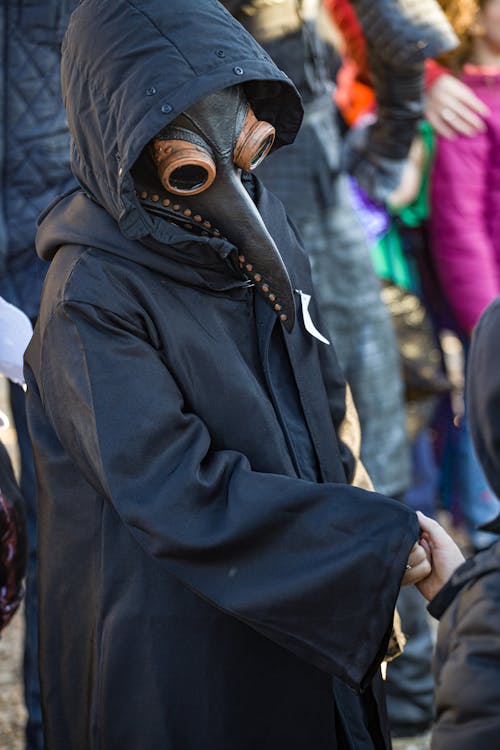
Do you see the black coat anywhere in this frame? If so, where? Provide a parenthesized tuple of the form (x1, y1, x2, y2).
(429, 543, 500, 750)
(25, 2, 419, 748)
(428, 296, 500, 750)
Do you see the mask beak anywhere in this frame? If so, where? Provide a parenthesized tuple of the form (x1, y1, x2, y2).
(186, 168, 296, 331)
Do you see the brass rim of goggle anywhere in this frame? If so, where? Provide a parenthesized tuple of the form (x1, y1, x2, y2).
(233, 107, 275, 172)
(152, 140, 216, 196)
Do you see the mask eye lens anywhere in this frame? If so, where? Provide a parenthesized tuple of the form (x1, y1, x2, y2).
(250, 134, 274, 169)
(152, 139, 216, 195)
(169, 164, 210, 192)
(234, 107, 276, 172)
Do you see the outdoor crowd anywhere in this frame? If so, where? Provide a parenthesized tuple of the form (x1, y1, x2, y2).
(1, 1, 500, 749)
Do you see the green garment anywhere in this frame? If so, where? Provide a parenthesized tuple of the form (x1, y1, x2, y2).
(371, 121, 435, 292)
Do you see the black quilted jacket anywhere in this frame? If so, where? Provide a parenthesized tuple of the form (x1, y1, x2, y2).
(0, 1, 76, 318)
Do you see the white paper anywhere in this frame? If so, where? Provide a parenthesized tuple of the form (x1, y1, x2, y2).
(296, 290, 330, 345)
(0, 297, 33, 385)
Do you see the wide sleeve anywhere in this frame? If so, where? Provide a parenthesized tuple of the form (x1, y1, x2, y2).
(36, 299, 419, 690)
(430, 128, 500, 334)
(432, 571, 500, 750)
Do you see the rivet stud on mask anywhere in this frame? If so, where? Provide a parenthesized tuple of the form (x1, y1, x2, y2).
(235, 254, 287, 324)
(137, 190, 223, 240)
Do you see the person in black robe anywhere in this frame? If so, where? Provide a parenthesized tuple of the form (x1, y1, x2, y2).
(24, 1, 430, 748)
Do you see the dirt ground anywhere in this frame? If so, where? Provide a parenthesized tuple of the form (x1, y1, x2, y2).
(0, 609, 26, 750)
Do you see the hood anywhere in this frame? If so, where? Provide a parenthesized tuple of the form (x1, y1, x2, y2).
(61, 0, 303, 242)
(467, 297, 500, 534)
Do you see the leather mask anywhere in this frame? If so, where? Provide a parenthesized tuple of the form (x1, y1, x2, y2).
(137, 86, 295, 331)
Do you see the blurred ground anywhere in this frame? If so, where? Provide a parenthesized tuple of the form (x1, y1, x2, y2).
(0, 609, 26, 750)
(393, 734, 431, 750)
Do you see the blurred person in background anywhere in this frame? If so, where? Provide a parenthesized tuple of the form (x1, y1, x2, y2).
(332, 0, 500, 543)
(0, 2, 76, 748)
(429, 0, 500, 552)
(426, 0, 492, 137)
(329, 0, 491, 137)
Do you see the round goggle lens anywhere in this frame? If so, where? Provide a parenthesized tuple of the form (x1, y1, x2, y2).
(168, 164, 209, 192)
(250, 134, 274, 169)
(233, 107, 276, 172)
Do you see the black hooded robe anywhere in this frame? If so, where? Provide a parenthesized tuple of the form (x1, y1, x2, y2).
(25, 2, 419, 748)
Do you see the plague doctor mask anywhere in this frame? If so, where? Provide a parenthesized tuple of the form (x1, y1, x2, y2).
(136, 85, 295, 330)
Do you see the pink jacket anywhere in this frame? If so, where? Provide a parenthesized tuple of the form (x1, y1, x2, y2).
(430, 66, 500, 335)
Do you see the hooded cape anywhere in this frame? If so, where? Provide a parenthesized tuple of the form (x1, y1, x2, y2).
(25, 2, 418, 748)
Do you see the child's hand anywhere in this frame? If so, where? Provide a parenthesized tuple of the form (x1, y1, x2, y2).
(401, 539, 431, 586)
(415, 511, 465, 601)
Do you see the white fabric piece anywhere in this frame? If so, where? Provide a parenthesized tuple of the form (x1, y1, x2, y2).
(0, 297, 33, 385)
(296, 289, 330, 345)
